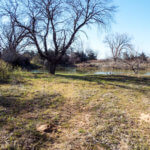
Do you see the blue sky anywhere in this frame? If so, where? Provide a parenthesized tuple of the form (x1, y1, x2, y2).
(84, 0, 150, 59)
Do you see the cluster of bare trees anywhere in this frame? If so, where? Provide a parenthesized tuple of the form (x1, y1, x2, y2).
(104, 33, 148, 73)
(0, 0, 116, 74)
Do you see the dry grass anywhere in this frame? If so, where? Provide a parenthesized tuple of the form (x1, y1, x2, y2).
(0, 71, 150, 149)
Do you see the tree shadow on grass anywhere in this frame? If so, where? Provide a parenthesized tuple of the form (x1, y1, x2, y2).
(56, 74, 150, 95)
(0, 80, 10, 84)
(0, 93, 64, 149)
(56, 74, 150, 86)
(0, 93, 63, 125)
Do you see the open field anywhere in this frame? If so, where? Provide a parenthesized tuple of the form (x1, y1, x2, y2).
(0, 71, 150, 149)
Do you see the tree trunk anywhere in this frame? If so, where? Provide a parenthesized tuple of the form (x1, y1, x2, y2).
(49, 63, 56, 75)
(114, 57, 117, 62)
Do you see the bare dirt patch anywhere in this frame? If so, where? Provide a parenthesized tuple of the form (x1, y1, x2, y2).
(140, 113, 150, 123)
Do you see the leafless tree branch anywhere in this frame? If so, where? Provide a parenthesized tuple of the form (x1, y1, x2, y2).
(2, 0, 116, 74)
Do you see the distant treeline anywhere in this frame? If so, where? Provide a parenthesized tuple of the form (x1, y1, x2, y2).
(0, 49, 97, 69)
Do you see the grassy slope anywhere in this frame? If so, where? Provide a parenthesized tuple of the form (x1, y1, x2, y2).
(0, 72, 150, 150)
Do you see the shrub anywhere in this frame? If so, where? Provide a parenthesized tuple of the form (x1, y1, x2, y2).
(0, 59, 12, 81)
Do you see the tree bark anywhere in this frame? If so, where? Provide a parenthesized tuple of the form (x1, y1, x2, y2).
(114, 57, 117, 62)
(49, 62, 56, 75)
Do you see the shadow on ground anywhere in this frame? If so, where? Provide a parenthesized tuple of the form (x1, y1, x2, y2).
(0, 93, 63, 127)
(0, 93, 64, 149)
(56, 74, 150, 86)
(56, 74, 150, 95)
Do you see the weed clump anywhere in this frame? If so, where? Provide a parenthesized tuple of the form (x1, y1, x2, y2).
(0, 59, 12, 82)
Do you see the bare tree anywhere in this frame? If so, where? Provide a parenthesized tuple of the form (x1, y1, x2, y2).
(0, 21, 29, 64)
(104, 33, 132, 62)
(4, 0, 116, 74)
(0, 1, 29, 65)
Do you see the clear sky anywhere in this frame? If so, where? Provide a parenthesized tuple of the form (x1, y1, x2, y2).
(84, 0, 150, 59)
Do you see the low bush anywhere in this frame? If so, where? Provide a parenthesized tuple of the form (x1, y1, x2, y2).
(0, 59, 12, 82)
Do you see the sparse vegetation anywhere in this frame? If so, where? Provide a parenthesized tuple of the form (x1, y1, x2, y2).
(0, 71, 150, 149)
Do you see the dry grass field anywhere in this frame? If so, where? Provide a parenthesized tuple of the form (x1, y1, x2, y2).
(0, 71, 150, 149)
